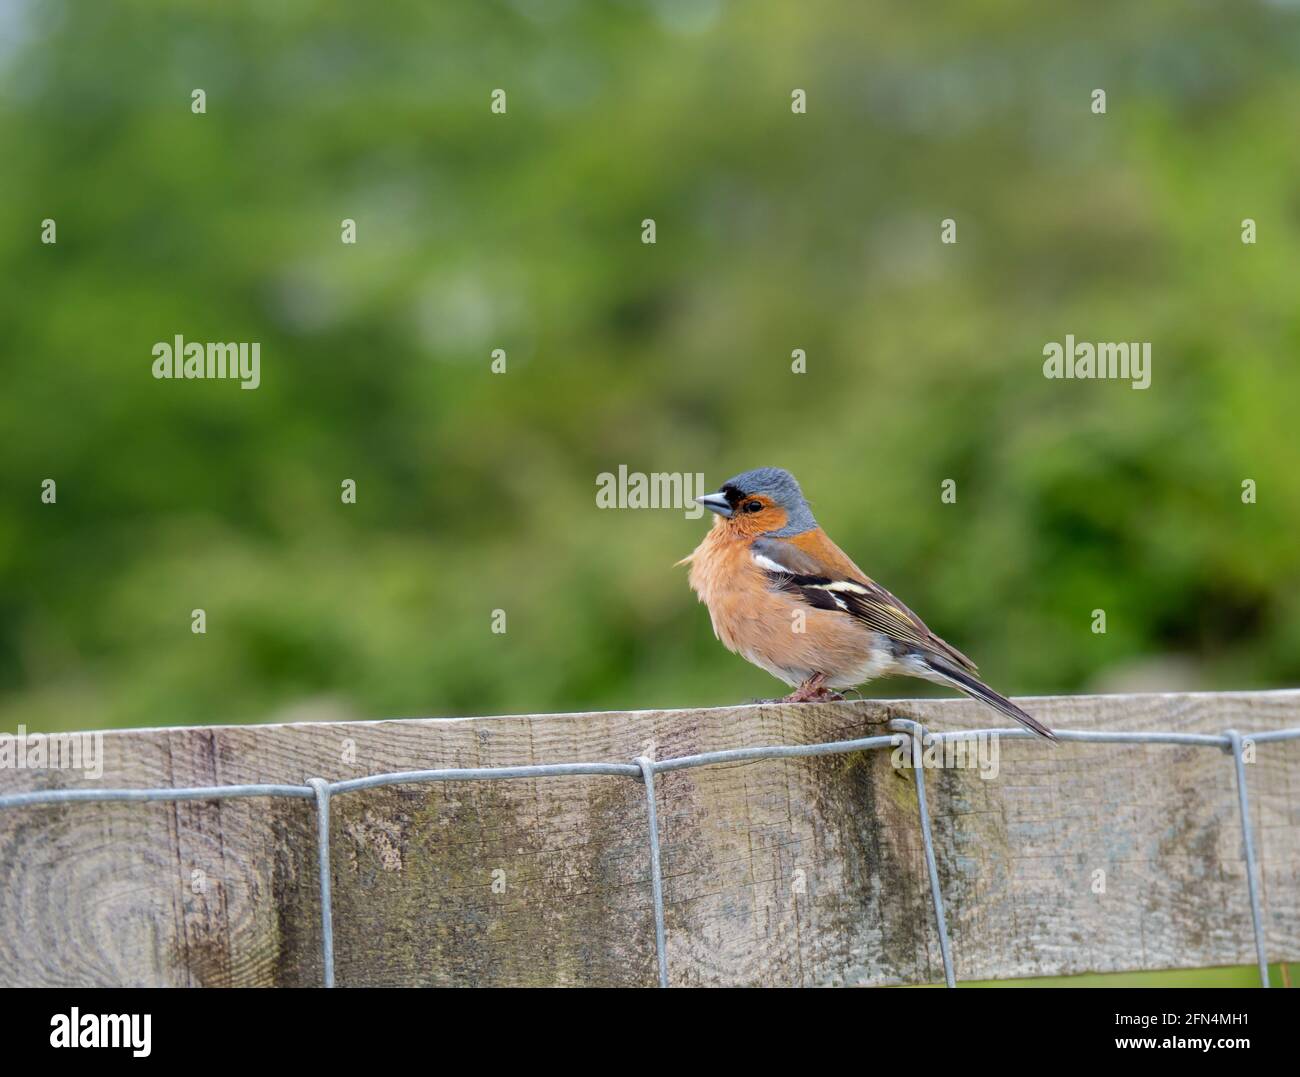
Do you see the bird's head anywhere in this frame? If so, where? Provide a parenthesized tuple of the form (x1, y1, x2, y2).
(696, 467, 817, 538)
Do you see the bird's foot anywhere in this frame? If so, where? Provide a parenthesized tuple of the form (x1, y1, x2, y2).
(781, 674, 844, 704)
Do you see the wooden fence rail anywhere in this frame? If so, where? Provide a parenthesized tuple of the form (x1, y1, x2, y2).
(1, 690, 1297, 986)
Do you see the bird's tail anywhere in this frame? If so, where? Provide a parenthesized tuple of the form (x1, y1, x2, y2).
(924, 654, 1057, 743)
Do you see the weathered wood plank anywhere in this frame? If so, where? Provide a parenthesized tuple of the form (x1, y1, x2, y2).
(0, 690, 1296, 986)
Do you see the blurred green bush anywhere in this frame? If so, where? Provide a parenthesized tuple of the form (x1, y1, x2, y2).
(2, 0, 1298, 732)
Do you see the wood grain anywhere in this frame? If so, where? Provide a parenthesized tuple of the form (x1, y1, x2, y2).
(0, 690, 1297, 986)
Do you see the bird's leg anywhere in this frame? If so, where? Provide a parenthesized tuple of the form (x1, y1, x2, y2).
(781, 672, 844, 703)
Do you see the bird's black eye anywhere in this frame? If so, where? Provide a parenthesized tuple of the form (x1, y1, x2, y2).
(744, 500, 764, 513)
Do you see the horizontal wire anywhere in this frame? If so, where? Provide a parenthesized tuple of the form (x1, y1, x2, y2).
(330, 761, 642, 795)
(0, 783, 313, 808)
(1, 725, 1296, 808)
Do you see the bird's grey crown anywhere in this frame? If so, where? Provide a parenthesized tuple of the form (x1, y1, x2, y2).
(719, 466, 817, 536)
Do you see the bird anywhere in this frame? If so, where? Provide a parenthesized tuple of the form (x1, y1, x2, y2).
(679, 466, 1056, 741)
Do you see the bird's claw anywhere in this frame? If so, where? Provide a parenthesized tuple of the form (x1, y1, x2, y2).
(780, 676, 844, 704)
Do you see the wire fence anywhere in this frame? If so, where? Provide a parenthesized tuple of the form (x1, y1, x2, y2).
(2, 719, 1298, 988)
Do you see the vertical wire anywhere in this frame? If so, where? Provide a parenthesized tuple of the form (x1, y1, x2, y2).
(307, 778, 336, 988)
(633, 757, 669, 987)
(1226, 731, 1269, 987)
(908, 727, 956, 987)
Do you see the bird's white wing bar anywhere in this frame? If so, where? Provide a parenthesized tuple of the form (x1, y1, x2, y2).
(812, 580, 870, 595)
(751, 552, 791, 574)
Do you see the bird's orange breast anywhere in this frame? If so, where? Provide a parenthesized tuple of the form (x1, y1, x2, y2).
(682, 523, 887, 687)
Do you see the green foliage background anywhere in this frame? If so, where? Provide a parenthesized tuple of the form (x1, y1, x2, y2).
(2, 0, 1299, 735)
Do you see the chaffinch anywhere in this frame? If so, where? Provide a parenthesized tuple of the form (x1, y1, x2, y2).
(680, 466, 1056, 741)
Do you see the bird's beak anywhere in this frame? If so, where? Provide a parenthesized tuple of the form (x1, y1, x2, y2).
(697, 491, 733, 518)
